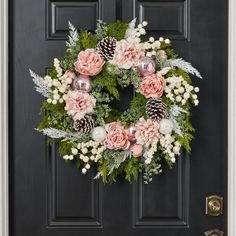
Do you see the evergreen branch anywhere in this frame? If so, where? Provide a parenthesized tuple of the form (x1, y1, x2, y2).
(168, 58, 202, 79)
(66, 21, 79, 47)
(29, 69, 51, 97)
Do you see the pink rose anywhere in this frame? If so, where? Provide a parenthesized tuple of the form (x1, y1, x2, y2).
(135, 118, 160, 146)
(112, 39, 145, 69)
(105, 122, 131, 150)
(159, 50, 167, 60)
(130, 144, 143, 157)
(65, 70, 76, 79)
(140, 73, 166, 98)
(65, 90, 96, 120)
(74, 49, 104, 76)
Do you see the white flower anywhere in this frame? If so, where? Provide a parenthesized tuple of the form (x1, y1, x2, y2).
(159, 37, 164, 42)
(194, 87, 200, 92)
(183, 92, 190, 99)
(139, 28, 146, 35)
(71, 148, 78, 155)
(173, 146, 180, 154)
(178, 87, 185, 93)
(165, 39, 170, 44)
(145, 158, 151, 164)
(85, 164, 90, 169)
(82, 168, 87, 174)
(53, 94, 60, 100)
(83, 156, 89, 162)
(138, 24, 143, 29)
(47, 98, 52, 103)
(142, 21, 148, 26)
(149, 37, 155, 42)
(194, 99, 199, 106)
(81, 148, 88, 154)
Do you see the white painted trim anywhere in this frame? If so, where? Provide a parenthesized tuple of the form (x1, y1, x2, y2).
(228, 0, 236, 235)
(0, 0, 8, 236)
(0, 0, 235, 235)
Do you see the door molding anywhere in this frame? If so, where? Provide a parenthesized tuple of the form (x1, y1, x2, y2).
(0, 0, 8, 236)
(228, 0, 236, 235)
(0, 1, 235, 236)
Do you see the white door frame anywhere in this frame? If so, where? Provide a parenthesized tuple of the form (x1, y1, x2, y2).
(0, 0, 235, 235)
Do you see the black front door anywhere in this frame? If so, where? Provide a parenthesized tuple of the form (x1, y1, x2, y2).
(9, 0, 228, 235)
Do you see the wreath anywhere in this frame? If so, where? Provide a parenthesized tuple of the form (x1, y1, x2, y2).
(30, 19, 202, 184)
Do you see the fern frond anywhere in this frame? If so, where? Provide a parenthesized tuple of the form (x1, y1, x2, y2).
(66, 21, 79, 47)
(37, 128, 81, 141)
(29, 69, 51, 97)
(168, 58, 202, 79)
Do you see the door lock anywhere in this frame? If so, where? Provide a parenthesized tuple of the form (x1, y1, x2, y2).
(204, 229, 224, 236)
(205, 195, 223, 216)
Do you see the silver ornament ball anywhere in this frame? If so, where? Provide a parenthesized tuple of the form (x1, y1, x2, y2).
(92, 126, 107, 142)
(138, 56, 156, 76)
(73, 75, 92, 92)
(159, 119, 174, 135)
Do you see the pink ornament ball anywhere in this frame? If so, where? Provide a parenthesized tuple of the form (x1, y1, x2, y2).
(73, 75, 92, 93)
(138, 56, 156, 76)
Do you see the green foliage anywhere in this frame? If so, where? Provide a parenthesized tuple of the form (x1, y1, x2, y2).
(60, 43, 81, 72)
(48, 66, 58, 78)
(124, 157, 139, 182)
(104, 108, 122, 123)
(58, 141, 73, 156)
(79, 29, 98, 49)
(119, 93, 147, 125)
(140, 153, 162, 184)
(106, 20, 129, 40)
(173, 107, 195, 153)
(98, 150, 139, 184)
(37, 101, 74, 132)
(92, 66, 121, 99)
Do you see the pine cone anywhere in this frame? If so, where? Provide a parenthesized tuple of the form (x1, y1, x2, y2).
(74, 115, 96, 134)
(146, 98, 168, 122)
(96, 37, 117, 60)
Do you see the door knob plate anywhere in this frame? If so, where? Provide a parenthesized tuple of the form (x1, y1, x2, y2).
(204, 229, 224, 236)
(205, 195, 223, 216)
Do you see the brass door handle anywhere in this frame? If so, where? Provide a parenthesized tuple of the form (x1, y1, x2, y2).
(204, 229, 224, 236)
(205, 195, 223, 216)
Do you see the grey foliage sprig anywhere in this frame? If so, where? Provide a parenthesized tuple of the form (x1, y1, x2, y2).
(66, 21, 79, 48)
(169, 105, 188, 137)
(108, 150, 132, 175)
(37, 128, 81, 141)
(29, 69, 51, 97)
(168, 58, 202, 79)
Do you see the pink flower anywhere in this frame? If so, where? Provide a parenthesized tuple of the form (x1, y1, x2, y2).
(112, 39, 145, 69)
(74, 49, 104, 76)
(159, 50, 167, 60)
(130, 144, 143, 157)
(139, 73, 166, 98)
(65, 70, 76, 79)
(135, 118, 160, 146)
(65, 90, 96, 120)
(105, 122, 131, 150)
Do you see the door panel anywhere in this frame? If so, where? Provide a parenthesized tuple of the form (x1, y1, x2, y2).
(9, 0, 228, 235)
